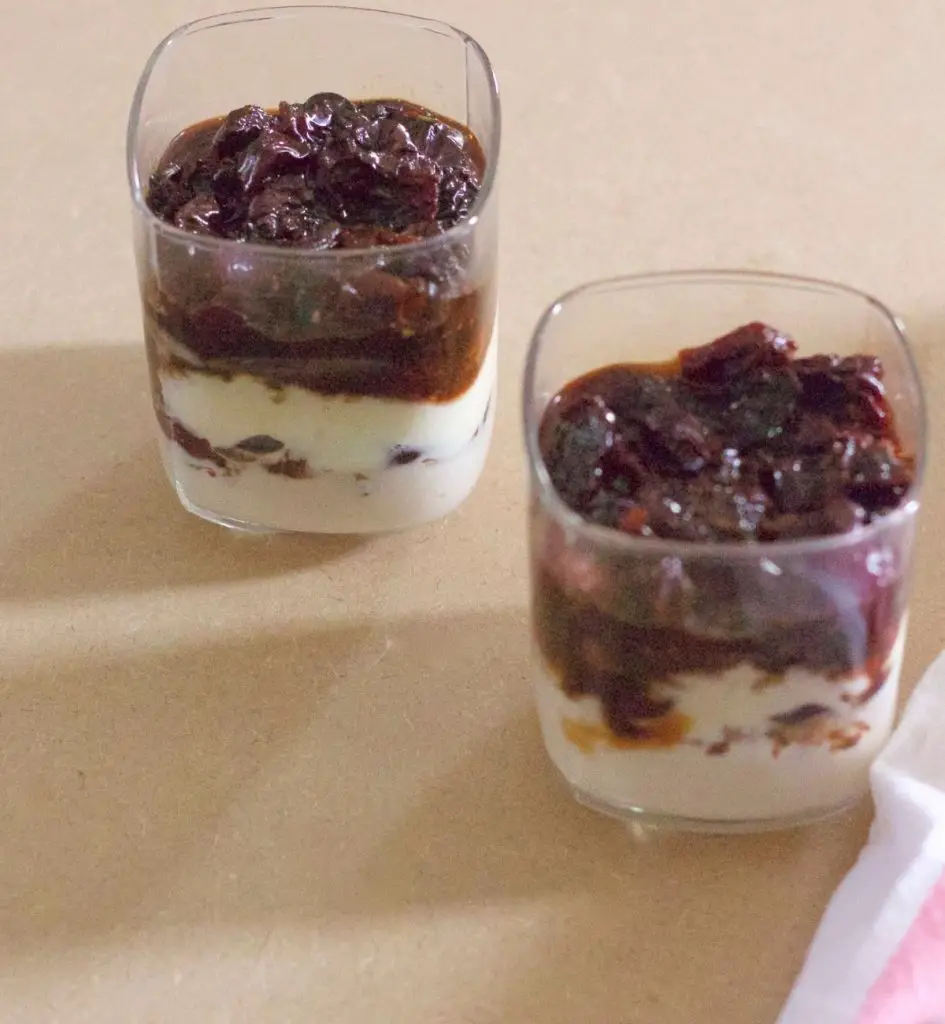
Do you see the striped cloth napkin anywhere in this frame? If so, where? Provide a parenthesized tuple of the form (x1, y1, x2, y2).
(778, 651, 945, 1023)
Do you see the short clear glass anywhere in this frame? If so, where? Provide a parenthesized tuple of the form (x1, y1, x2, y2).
(523, 271, 926, 832)
(127, 5, 500, 533)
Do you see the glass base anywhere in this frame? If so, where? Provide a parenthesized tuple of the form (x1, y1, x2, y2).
(176, 488, 286, 535)
(564, 777, 862, 835)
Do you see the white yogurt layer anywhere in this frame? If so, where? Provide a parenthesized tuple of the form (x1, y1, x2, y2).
(160, 396, 494, 533)
(161, 330, 497, 475)
(156, 327, 497, 533)
(535, 622, 906, 825)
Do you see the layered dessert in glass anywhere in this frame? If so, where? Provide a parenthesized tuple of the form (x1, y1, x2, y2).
(127, 7, 499, 532)
(523, 273, 925, 831)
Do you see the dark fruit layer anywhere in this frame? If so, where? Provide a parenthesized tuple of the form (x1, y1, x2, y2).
(142, 94, 493, 404)
(146, 94, 484, 248)
(532, 323, 915, 744)
(538, 322, 914, 543)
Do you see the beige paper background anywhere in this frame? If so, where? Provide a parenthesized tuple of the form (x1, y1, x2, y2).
(3, 1, 944, 1020)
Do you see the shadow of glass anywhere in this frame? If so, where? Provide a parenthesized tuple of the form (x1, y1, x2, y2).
(0, 344, 365, 602)
(0, 611, 390, 951)
(0, 608, 536, 952)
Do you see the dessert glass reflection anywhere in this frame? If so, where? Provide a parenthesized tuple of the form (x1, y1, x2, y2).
(523, 272, 926, 832)
(127, 6, 499, 533)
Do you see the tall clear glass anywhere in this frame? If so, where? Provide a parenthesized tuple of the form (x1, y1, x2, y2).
(127, 6, 500, 533)
(523, 271, 926, 832)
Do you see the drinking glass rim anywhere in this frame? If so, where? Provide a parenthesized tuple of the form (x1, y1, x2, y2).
(523, 268, 927, 560)
(125, 4, 501, 263)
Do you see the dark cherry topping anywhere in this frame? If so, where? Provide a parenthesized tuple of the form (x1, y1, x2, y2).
(146, 94, 484, 248)
(539, 322, 914, 543)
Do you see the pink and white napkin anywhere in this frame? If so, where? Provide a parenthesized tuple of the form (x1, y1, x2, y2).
(778, 651, 945, 1023)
